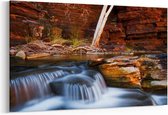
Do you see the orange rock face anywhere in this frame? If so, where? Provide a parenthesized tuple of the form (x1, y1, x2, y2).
(99, 56, 142, 87)
(99, 56, 167, 89)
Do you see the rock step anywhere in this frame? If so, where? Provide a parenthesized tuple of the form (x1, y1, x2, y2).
(98, 56, 167, 89)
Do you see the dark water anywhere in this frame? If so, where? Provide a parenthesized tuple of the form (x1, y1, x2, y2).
(10, 54, 167, 112)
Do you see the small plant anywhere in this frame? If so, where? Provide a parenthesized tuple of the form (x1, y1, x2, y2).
(49, 26, 89, 47)
(69, 26, 87, 47)
(70, 38, 86, 47)
(50, 35, 68, 45)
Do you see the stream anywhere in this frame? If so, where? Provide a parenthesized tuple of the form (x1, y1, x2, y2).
(10, 55, 167, 112)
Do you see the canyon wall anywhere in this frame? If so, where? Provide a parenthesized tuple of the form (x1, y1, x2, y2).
(101, 6, 167, 51)
(10, 1, 167, 51)
(10, 1, 102, 45)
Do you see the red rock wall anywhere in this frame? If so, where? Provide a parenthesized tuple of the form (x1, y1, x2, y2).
(10, 1, 102, 45)
(101, 6, 167, 51)
(10, 1, 167, 51)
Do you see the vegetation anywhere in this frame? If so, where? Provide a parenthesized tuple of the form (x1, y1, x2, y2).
(50, 34, 69, 45)
(69, 26, 88, 47)
(50, 34, 87, 47)
(70, 38, 86, 47)
(49, 26, 88, 47)
(24, 26, 89, 48)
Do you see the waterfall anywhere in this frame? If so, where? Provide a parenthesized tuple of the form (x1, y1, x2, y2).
(10, 61, 166, 112)
(63, 75, 102, 103)
(51, 71, 107, 103)
(10, 70, 67, 105)
(82, 70, 107, 93)
(10, 62, 107, 107)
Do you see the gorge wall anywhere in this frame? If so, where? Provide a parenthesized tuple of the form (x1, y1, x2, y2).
(101, 6, 167, 52)
(10, 1, 167, 52)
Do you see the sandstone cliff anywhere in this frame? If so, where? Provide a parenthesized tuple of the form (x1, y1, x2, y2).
(10, 1, 167, 51)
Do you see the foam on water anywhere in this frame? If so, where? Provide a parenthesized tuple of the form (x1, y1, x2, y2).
(10, 62, 167, 112)
(16, 87, 167, 112)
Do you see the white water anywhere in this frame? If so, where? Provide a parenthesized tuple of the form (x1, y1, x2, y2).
(51, 71, 107, 103)
(10, 62, 167, 112)
(10, 70, 67, 105)
(17, 87, 167, 112)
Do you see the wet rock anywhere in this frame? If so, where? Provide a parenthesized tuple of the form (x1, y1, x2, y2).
(49, 76, 94, 96)
(15, 50, 26, 60)
(142, 80, 167, 90)
(99, 64, 141, 87)
(88, 58, 105, 67)
(49, 81, 64, 95)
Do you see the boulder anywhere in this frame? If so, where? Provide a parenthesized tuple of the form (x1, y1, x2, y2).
(49, 81, 64, 95)
(10, 49, 17, 56)
(15, 50, 26, 60)
(99, 64, 141, 87)
(26, 53, 50, 59)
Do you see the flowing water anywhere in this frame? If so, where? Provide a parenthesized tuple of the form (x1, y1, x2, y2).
(10, 55, 167, 112)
